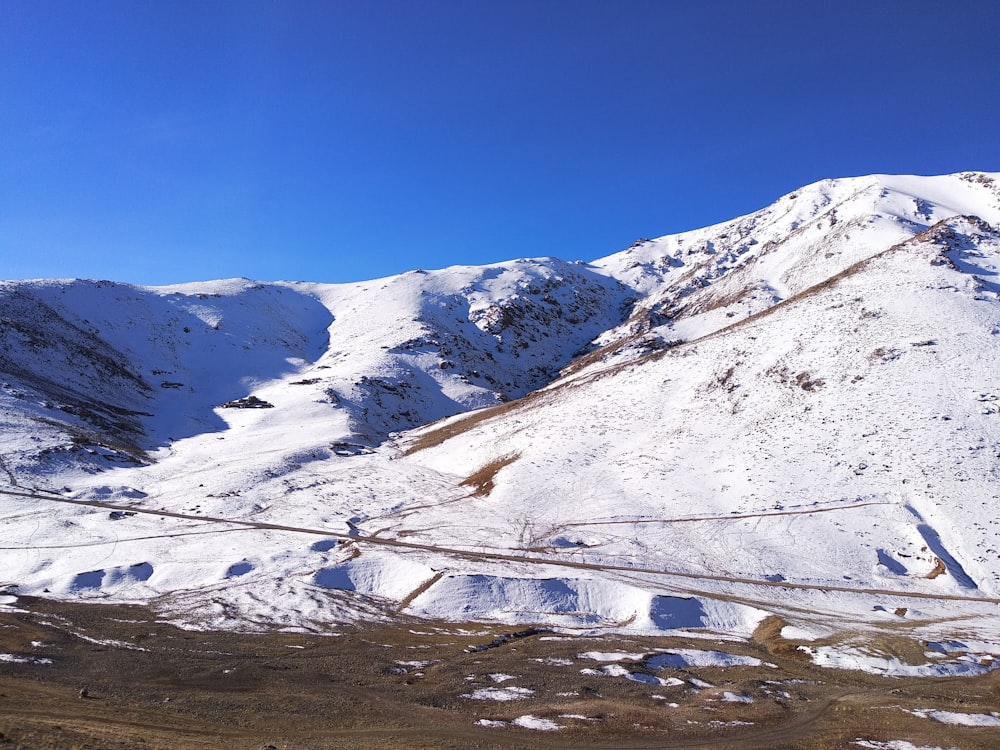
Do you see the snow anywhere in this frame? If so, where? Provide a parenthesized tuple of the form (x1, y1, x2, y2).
(578, 651, 646, 662)
(0, 653, 52, 664)
(645, 650, 765, 669)
(512, 715, 563, 731)
(584, 649, 752, 667)
(312, 553, 436, 600)
(1, 171, 999, 653)
(576, 647, 767, 686)
(531, 657, 573, 666)
(68, 633, 147, 651)
(800, 645, 1000, 677)
(907, 709, 1000, 726)
(854, 742, 958, 750)
(461, 686, 535, 701)
(580, 664, 671, 685)
(405, 574, 664, 629)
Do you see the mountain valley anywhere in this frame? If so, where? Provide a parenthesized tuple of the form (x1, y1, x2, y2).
(3, 171, 1000, 748)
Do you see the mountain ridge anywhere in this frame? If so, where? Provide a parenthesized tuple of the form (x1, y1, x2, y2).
(2, 171, 999, 676)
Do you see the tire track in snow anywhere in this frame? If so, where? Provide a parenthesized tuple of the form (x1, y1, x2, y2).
(559, 499, 895, 527)
(3, 486, 999, 607)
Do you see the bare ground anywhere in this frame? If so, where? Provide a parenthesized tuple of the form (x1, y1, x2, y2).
(1, 598, 998, 749)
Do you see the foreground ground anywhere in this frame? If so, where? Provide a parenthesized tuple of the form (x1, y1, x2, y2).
(0, 597, 997, 750)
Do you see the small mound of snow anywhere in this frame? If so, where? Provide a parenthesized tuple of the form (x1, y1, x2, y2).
(475, 719, 508, 728)
(0, 653, 52, 665)
(646, 649, 764, 669)
(68, 562, 154, 594)
(406, 574, 650, 627)
(225, 561, 253, 578)
(407, 574, 762, 632)
(396, 659, 436, 669)
(581, 663, 674, 685)
(648, 595, 769, 636)
(531, 657, 573, 666)
(72, 570, 106, 591)
(512, 715, 562, 731)
(908, 709, 1000, 726)
(854, 741, 959, 750)
(801, 646, 998, 677)
(310, 539, 338, 553)
(579, 650, 645, 661)
(462, 686, 535, 701)
(312, 553, 435, 601)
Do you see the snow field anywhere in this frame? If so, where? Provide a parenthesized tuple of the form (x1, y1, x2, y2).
(0, 172, 999, 665)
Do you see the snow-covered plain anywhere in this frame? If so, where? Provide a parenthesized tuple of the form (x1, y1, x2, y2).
(2, 172, 1000, 671)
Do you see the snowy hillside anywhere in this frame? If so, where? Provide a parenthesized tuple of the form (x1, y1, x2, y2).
(0, 260, 630, 478)
(2, 171, 999, 674)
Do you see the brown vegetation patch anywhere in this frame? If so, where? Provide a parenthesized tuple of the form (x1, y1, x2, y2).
(927, 556, 947, 579)
(794, 371, 825, 391)
(403, 392, 546, 454)
(2, 597, 1000, 749)
(866, 634, 930, 666)
(460, 453, 520, 497)
(751, 615, 806, 658)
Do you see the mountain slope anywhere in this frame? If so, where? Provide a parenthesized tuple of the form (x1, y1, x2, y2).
(588, 172, 1000, 356)
(0, 260, 631, 478)
(404, 214, 1000, 597)
(1, 172, 999, 672)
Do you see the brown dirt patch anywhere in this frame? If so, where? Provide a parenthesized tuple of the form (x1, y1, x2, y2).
(0, 597, 998, 749)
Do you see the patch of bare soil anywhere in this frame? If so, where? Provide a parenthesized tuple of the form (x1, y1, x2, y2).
(460, 453, 520, 497)
(0, 597, 998, 749)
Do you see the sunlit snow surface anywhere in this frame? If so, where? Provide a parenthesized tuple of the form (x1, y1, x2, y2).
(2, 172, 1000, 671)
(906, 709, 1000, 726)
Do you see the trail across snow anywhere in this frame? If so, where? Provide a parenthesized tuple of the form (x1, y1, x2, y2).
(1, 172, 999, 667)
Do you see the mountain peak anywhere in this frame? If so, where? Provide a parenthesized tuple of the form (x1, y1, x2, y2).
(2, 172, 999, 665)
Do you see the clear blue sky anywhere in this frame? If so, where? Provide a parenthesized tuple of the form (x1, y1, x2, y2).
(3, 1, 999, 285)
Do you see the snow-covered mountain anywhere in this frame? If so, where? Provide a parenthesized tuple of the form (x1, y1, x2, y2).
(2, 172, 999, 671)
(0, 260, 632, 475)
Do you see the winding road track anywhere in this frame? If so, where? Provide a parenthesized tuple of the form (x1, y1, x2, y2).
(3, 485, 999, 607)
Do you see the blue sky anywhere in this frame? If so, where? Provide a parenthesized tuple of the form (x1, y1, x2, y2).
(3, 1, 999, 285)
